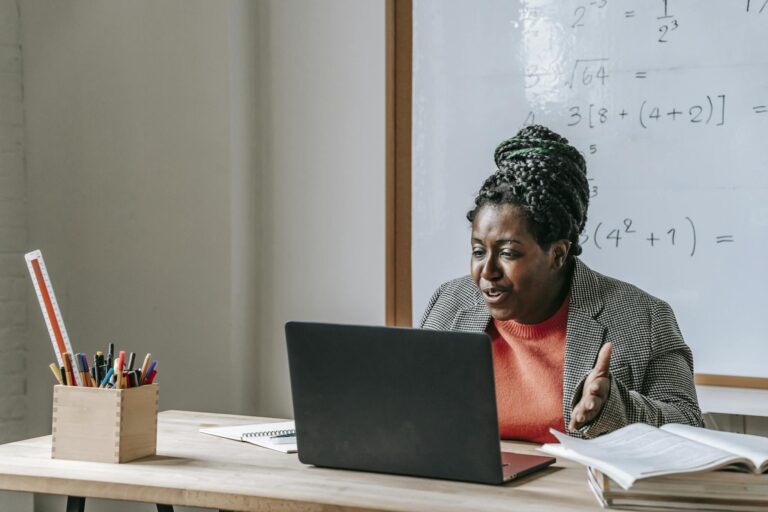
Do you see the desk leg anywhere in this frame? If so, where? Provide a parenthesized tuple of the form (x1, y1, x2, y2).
(66, 496, 85, 512)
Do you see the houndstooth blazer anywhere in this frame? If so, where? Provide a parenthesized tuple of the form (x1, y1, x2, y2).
(419, 258, 703, 439)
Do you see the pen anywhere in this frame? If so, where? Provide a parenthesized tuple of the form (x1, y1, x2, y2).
(60, 365, 68, 386)
(146, 368, 157, 384)
(127, 352, 135, 371)
(107, 342, 115, 368)
(94, 351, 105, 383)
(270, 433, 297, 444)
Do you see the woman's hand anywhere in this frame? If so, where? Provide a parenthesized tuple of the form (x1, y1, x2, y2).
(569, 342, 612, 431)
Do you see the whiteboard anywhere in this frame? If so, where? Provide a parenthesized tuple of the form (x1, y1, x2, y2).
(412, 0, 768, 378)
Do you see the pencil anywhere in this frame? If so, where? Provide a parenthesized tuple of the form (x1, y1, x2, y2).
(49, 363, 63, 385)
(139, 353, 152, 384)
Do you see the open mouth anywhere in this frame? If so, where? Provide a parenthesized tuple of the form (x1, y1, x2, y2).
(482, 288, 509, 304)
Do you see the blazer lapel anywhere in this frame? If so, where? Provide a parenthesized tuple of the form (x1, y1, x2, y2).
(563, 259, 607, 427)
(451, 303, 492, 333)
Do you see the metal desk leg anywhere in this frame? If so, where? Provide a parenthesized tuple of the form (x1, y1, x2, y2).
(66, 496, 85, 512)
(157, 505, 174, 512)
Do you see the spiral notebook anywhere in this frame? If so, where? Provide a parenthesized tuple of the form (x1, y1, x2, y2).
(199, 420, 297, 453)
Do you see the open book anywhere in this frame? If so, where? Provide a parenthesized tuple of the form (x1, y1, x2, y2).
(539, 423, 768, 490)
(200, 420, 297, 453)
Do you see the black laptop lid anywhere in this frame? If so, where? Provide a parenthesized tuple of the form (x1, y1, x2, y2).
(286, 321, 504, 484)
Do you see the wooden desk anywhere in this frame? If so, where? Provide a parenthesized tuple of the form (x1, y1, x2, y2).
(0, 410, 601, 511)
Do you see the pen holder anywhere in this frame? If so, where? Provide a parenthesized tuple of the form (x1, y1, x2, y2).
(51, 384, 158, 463)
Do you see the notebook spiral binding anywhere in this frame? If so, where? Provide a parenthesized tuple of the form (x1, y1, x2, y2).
(242, 428, 296, 439)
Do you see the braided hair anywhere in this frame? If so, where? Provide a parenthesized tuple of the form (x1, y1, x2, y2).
(467, 125, 589, 256)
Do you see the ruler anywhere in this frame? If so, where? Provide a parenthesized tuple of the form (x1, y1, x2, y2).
(25, 250, 83, 387)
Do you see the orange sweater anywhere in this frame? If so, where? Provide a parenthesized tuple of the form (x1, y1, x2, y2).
(489, 297, 569, 444)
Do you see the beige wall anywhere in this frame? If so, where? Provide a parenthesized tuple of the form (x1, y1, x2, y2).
(0, 0, 27, 442)
(22, 1, 238, 440)
(20, 1, 384, 509)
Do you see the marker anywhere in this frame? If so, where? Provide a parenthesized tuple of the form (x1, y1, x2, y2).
(60, 365, 68, 386)
(75, 353, 88, 386)
(127, 352, 136, 371)
(107, 370, 117, 389)
(146, 368, 157, 384)
(62, 352, 76, 386)
(143, 360, 157, 385)
(107, 343, 115, 368)
(100, 367, 114, 388)
(113, 359, 120, 389)
(94, 352, 105, 383)
(80, 353, 94, 387)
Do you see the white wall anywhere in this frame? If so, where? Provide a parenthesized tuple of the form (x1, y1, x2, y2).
(19, 0, 385, 510)
(256, 0, 386, 417)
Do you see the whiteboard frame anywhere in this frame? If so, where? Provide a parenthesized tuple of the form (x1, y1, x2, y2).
(385, 0, 413, 327)
(384, 1, 767, 390)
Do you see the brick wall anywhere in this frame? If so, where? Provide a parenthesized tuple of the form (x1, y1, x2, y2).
(0, 0, 26, 444)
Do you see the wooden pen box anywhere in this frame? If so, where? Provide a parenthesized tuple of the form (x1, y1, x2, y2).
(51, 384, 158, 463)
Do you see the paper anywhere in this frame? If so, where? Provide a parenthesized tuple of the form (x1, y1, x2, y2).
(540, 423, 745, 489)
(662, 423, 768, 472)
(200, 421, 297, 453)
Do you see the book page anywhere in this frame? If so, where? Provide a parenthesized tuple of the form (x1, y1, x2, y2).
(540, 423, 743, 489)
(661, 424, 768, 473)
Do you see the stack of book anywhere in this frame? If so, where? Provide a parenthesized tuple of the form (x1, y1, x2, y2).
(540, 422, 768, 510)
(588, 466, 768, 511)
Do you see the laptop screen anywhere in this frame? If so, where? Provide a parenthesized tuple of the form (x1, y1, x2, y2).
(286, 321, 505, 484)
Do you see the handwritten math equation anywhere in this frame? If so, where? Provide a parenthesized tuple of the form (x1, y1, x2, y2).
(580, 216, 734, 257)
(556, 0, 763, 44)
(523, 52, 768, 129)
(523, 93, 728, 131)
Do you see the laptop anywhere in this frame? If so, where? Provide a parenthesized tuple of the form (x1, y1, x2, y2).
(285, 321, 556, 485)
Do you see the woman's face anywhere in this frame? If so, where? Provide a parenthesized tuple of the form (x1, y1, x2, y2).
(470, 204, 567, 323)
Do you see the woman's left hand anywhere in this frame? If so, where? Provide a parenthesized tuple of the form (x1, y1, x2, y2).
(569, 342, 613, 431)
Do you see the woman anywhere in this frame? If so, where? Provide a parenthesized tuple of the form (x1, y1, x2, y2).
(420, 125, 702, 442)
